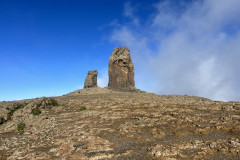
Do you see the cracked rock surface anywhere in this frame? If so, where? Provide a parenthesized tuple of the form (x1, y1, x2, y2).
(0, 87, 240, 159)
(108, 47, 135, 90)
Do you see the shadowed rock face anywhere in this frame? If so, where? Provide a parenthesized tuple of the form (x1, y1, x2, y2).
(108, 47, 135, 89)
(84, 70, 98, 88)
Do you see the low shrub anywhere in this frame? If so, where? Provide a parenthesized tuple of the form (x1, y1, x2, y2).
(32, 108, 41, 115)
(17, 122, 25, 134)
(0, 117, 5, 125)
(18, 103, 27, 109)
(51, 99, 59, 106)
(7, 108, 17, 116)
(7, 114, 12, 121)
(80, 106, 86, 111)
(7, 103, 27, 116)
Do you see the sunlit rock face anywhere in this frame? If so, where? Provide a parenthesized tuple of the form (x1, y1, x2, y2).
(108, 47, 135, 90)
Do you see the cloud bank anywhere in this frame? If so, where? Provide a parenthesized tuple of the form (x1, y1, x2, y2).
(98, 68, 108, 88)
(109, 0, 240, 101)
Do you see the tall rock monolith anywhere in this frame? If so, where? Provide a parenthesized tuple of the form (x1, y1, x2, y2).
(84, 70, 98, 88)
(108, 47, 135, 90)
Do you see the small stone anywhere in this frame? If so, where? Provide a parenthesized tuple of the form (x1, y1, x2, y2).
(209, 142, 217, 149)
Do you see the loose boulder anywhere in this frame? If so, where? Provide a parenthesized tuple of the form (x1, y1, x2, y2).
(108, 47, 135, 90)
(84, 70, 98, 88)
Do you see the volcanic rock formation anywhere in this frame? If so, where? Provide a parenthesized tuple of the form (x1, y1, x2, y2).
(108, 47, 135, 90)
(84, 70, 98, 88)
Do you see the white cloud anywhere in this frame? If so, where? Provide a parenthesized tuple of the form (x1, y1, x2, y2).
(109, 0, 240, 101)
(77, 83, 84, 90)
(98, 68, 108, 88)
(123, 2, 139, 26)
(123, 2, 134, 18)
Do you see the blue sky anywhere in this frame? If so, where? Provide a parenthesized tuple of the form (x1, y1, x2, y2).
(1, 0, 240, 101)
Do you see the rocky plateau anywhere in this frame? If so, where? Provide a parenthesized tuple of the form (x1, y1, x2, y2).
(0, 88, 240, 160)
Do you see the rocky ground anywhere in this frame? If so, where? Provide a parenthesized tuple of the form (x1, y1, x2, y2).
(0, 87, 240, 160)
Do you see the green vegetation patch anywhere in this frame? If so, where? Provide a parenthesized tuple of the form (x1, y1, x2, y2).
(7, 108, 17, 116)
(7, 114, 12, 121)
(50, 98, 59, 106)
(0, 117, 5, 125)
(7, 103, 27, 116)
(18, 103, 27, 109)
(17, 122, 25, 134)
(80, 106, 86, 111)
(32, 108, 41, 115)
